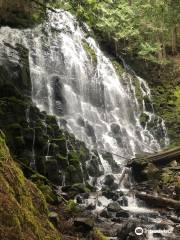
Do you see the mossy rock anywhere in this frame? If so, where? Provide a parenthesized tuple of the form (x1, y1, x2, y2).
(112, 60, 125, 75)
(45, 159, 61, 184)
(82, 40, 97, 63)
(51, 138, 67, 156)
(30, 173, 59, 204)
(65, 165, 83, 185)
(56, 154, 68, 169)
(139, 112, 149, 128)
(133, 76, 144, 104)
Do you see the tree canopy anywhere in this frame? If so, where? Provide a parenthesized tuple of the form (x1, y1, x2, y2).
(56, 0, 180, 64)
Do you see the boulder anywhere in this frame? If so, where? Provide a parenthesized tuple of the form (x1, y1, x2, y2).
(104, 174, 115, 186)
(116, 210, 130, 218)
(102, 188, 119, 201)
(118, 196, 128, 206)
(107, 201, 122, 212)
(74, 217, 94, 233)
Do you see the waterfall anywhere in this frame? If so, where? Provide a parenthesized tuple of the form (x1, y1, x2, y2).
(0, 10, 168, 186)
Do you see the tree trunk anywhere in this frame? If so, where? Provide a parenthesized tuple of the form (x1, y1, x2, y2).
(136, 192, 180, 210)
(157, 34, 163, 60)
(172, 26, 177, 55)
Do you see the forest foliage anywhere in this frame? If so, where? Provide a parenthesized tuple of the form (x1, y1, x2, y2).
(55, 0, 180, 64)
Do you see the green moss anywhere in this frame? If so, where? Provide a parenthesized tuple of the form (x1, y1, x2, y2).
(134, 76, 144, 103)
(92, 228, 108, 240)
(30, 173, 58, 204)
(150, 82, 180, 145)
(0, 131, 61, 240)
(112, 60, 125, 75)
(66, 199, 78, 212)
(161, 169, 174, 185)
(139, 112, 149, 128)
(174, 87, 180, 112)
(69, 150, 81, 167)
(82, 40, 97, 63)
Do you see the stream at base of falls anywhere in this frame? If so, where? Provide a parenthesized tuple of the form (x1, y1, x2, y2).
(0, 9, 176, 239)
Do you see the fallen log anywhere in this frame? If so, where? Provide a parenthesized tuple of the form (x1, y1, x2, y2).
(135, 192, 180, 210)
(142, 147, 180, 165)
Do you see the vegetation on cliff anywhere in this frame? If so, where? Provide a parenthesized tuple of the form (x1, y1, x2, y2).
(0, 0, 53, 27)
(60, 0, 180, 64)
(0, 130, 61, 240)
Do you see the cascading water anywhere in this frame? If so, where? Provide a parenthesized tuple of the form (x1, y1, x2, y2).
(0, 10, 169, 212)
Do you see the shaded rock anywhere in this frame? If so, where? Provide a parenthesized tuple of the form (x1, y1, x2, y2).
(86, 203, 96, 210)
(102, 152, 120, 172)
(117, 221, 147, 240)
(100, 209, 110, 218)
(111, 123, 120, 134)
(45, 159, 61, 184)
(102, 188, 119, 201)
(116, 210, 130, 218)
(104, 174, 115, 186)
(107, 201, 122, 212)
(87, 158, 103, 177)
(118, 196, 128, 206)
(76, 195, 83, 204)
(74, 217, 94, 233)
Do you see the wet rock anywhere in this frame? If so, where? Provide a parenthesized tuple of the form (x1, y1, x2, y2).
(76, 195, 83, 204)
(118, 196, 128, 206)
(102, 187, 119, 201)
(56, 154, 68, 169)
(77, 116, 85, 127)
(104, 174, 115, 186)
(74, 217, 94, 233)
(52, 76, 66, 114)
(117, 221, 147, 239)
(65, 165, 83, 185)
(102, 152, 120, 172)
(85, 122, 96, 138)
(45, 159, 61, 184)
(144, 96, 153, 112)
(51, 138, 67, 157)
(87, 158, 103, 177)
(86, 203, 96, 210)
(48, 143, 59, 156)
(103, 174, 119, 191)
(81, 192, 90, 199)
(116, 210, 130, 218)
(107, 201, 122, 212)
(111, 123, 120, 134)
(153, 233, 163, 238)
(100, 209, 109, 218)
(139, 112, 149, 128)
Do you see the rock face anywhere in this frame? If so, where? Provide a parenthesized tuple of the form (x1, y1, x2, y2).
(0, 0, 48, 28)
(0, 42, 95, 188)
(0, 131, 60, 240)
